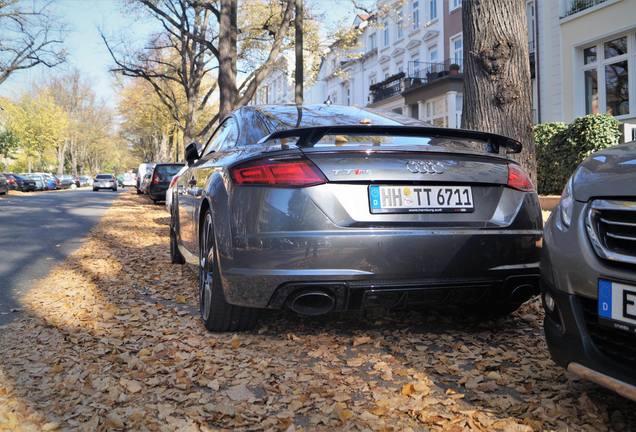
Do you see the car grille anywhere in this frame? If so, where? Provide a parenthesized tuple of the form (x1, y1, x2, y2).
(580, 296, 636, 365)
(586, 200, 636, 266)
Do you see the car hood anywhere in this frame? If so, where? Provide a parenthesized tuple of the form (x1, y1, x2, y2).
(573, 141, 636, 201)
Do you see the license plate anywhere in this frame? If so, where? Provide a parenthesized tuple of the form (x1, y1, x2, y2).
(598, 279, 636, 335)
(369, 185, 474, 214)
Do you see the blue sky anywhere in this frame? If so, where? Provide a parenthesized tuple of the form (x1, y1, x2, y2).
(0, 0, 359, 107)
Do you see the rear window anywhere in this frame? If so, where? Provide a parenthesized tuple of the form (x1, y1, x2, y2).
(270, 133, 496, 153)
(155, 165, 183, 180)
(96, 175, 113, 180)
(314, 134, 434, 147)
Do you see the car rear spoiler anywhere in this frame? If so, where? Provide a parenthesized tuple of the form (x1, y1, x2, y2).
(258, 125, 522, 154)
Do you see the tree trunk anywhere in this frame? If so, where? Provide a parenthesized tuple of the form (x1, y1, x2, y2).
(218, 0, 238, 120)
(294, 0, 303, 106)
(57, 141, 67, 175)
(461, 0, 535, 182)
(159, 128, 170, 161)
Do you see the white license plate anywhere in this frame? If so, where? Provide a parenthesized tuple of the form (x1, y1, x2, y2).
(369, 185, 474, 214)
(598, 279, 636, 334)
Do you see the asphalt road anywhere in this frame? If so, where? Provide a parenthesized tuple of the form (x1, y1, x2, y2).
(0, 188, 120, 325)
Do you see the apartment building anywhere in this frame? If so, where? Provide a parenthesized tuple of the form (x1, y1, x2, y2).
(305, 0, 537, 128)
(250, 57, 295, 105)
(537, 0, 636, 139)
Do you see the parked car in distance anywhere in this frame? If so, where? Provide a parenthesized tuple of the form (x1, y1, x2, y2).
(166, 165, 188, 212)
(92, 174, 118, 192)
(79, 176, 92, 187)
(3, 173, 17, 190)
(0, 174, 8, 195)
(136, 163, 155, 194)
(5, 174, 36, 192)
(122, 172, 136, 188)
(542, 140, 636, 401)
(140, 173, 152, 195)
(170, 104, 542, 332)
(57, 175, 76, 189)
(24, 174, 46, 191)
(147, 163, 184, 203)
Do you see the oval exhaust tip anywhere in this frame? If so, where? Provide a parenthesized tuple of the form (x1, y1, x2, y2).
(289, 291, 335, 316)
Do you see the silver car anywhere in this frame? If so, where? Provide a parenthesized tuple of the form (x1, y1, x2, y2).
(92, 174, 117, 192)
(542, 140, 636, 400)
(170, 105, 542, 331)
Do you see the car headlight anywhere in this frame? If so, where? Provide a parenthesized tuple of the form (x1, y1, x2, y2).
(559, 176, 574, 228)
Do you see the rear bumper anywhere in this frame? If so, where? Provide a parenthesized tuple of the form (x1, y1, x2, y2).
(148, 184, 168, 200)
(218, 228, 542, 308)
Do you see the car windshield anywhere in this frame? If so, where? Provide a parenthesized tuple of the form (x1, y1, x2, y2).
(155, 165, 183, 181)
(96, 175, 113, 180)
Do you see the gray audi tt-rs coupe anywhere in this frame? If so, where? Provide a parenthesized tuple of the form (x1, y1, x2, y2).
(170, 104, 542, 331)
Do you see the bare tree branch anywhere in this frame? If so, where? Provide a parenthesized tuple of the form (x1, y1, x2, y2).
(0, 0, 66, 86)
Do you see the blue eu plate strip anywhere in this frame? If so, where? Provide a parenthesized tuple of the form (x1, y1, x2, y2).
(598, 279, 612, 319)
(369, 186, 381, 209)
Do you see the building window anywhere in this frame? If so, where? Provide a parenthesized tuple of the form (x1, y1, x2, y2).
(429, 45, 438, 63)
(383, 21, 390, 47)
(369, 74, 376, 86)
(450, 34, 463, 65)
(368, 33, 377, 51)
(584, 69, 599, 114)
(383, 70, 390, 80)
(450, 0, 461, 11)
(428, 0, 437, 20)
(526, 0, 535, 53)
(412, 0, 419, 29)
(422, 97, 447, 127)
(397, 9, 404, 39)
(580, 33, 632, 117)
(455, 93, 463, 126)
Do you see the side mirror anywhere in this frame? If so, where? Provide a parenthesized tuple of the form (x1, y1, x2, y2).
(185, 142, 200, 165)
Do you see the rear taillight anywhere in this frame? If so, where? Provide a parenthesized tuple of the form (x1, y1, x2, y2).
(152, 173, 160, 184)
(231, 158, 326, 187)
(507, 164, 534, 192)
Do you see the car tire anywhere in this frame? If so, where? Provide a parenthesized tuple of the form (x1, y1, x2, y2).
(113, 188, 117, 192)
(136, 188, 142, 195)
(198, 210, 259, 332)
(170, 216, 185, 265)
(93, 188, 98, 192)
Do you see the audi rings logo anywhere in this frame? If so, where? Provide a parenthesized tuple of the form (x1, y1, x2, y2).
(406, 160, 447, 174)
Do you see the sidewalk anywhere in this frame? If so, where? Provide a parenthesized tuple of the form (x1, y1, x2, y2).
(0, 192, 631, 431)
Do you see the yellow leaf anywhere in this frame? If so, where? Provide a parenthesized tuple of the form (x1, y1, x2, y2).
(336, 406, 353, 423)
(175, 294, 187, 304)
(231, 334, 240, 349)
(41, 422, 60, 431)
(352, 336, 371, 347)
(401, 383, 415, 396)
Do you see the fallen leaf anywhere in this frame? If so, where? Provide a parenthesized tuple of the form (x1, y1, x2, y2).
(352, 336, 372, 347)
(230, 334, 241, 349)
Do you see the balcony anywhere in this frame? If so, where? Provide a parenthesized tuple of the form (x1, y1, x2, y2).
(403, 58, 463, 92)
(369, 72, 405, 104)
(560, 0, 610, 18)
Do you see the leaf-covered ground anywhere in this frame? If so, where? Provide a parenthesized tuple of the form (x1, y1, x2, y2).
(1, 192, 634, 431)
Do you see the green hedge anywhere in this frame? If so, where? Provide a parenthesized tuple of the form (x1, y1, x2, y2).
(535, 114, 622, 195)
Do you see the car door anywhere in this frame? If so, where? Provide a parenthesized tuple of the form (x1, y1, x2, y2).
(177, 117, 238, 255)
